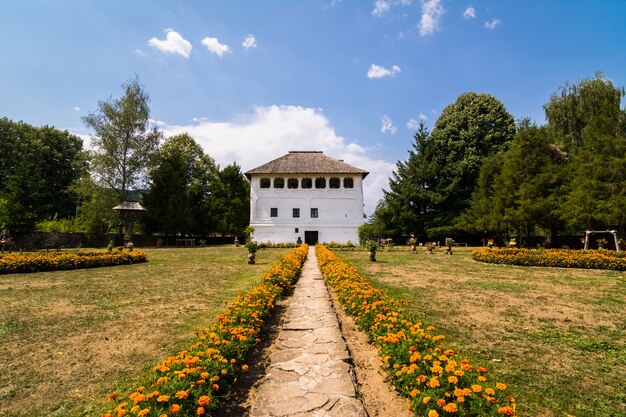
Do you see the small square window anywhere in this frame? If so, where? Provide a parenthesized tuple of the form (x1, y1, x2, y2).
(311, 208, 318, 218)
(295, 228, 299, 233)
(293, 208, 300, 218)
(260, 178, 271, 188)
(270, 208, 278, 217)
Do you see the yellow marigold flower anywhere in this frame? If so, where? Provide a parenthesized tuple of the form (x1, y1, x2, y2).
(423, 396, 431, 404)
(443, 403, 458, 413)
(448, 376, 458, 384)
(157, 395, 169, 403)
(130, 406, 140, 413)
(429, 377, 440, 388)
(454, 370, 464, 377)
(410, 389, 420, 397)
(471, 384, 482, 393)
(198, 396, 211, 406)
(496, 382, 507, 390)
(175, 391, 189, 400)
(498, 406, 515, 415)
(428, 410, 439, 417)
(478, 376, 487, 382)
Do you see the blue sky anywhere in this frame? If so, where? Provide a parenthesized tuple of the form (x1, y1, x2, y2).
(1, 1, 625, 214)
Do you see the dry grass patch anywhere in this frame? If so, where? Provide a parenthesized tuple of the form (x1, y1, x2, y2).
(0, 246, 290, 417)
(337, 247, 626, 417)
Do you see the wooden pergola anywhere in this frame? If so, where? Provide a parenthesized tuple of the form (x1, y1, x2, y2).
(583, 230, 621, 251)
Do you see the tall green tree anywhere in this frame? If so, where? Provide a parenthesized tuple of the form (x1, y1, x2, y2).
(426, 92, 516, 234)
(0, 118, 84, 233)
(544, 73, 625, 153)
(207, 164, 250, 237)
(375, 122, 436, 237)
(142, 133, 218, 236)
(82, 77, 161, 203)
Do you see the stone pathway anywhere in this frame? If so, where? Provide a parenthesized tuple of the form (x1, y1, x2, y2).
(250, 247, 368, 417)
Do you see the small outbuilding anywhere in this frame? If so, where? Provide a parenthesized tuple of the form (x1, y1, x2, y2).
(245, 151, 368, 245)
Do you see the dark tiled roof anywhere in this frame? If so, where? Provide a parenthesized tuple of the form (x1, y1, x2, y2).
(112, 201, 147, 211)
(245, 151, 369, 179)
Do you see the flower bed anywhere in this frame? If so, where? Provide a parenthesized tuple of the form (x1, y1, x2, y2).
(0, 250, 147, 274)
(102, 245, 308, 417)
(472, 247, 626, 270)
(316, 245, 517, 417)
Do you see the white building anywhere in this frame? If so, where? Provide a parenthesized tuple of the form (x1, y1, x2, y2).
(245, 151, 368, 245)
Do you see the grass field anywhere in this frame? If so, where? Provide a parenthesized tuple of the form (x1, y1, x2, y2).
(337, 246, 626, 417)
(0, 246, 290, 417)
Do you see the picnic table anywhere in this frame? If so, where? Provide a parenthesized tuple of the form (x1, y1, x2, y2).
(176, 238, 196, 248)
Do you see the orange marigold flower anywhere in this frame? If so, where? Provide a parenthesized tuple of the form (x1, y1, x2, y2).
(486, 388, 496, 396)
(478, 376, 487, 382)
(457, 396, 465, 403)
(175, 391, 189, 400)
(130, 406, 140, 413)
(448, 376, 458, 384)
(169, 404, 181, 414)
(477, 366, 488, 374)
(496, 382, 507, 390)
(498, 406, 515, 416)
(212, 384, 220, 390)
(221, 369, 228, 375)
(157, 395, 170, 403)
(242, 364, 249, 371)
(197, 406, 205, 415)
(471, 384, 482, 393)
(443, 403, 458, 413)
(423, 397, 431, 404)
(428, 411, 439, 417)
(410, 389, 420, 397)
(198, 396, 211, 406)
(437, 399, 446, 407)
(107, 392, 119, 401)
(429, 377, 440, 388)
(137, 409, 150, 417)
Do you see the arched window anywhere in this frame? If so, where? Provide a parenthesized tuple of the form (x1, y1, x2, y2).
(274, 177, 285, 188)
(301, 177, 312, 189)
(315, 177, 326, 189)
(329, 177, 340, 189)
(343, 177, 354, 188)
(260, 178, 271, 188)
(287, 178, 299, 189)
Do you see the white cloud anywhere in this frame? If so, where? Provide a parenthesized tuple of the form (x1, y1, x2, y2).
(134, 49, 148, 56)
(380, 115, 397, 134)
(242, 34, 257, 50)
(367, 64, 401, 79)
(484, 18, 501, 29)
(148, 29, 192, 58)
(419, 0, 444, 37)
(158, 105, 393, 214)
(406, 119, 420, 130)
(372, 0, 391, 16)
(201, 37, 230, 57)
(406, 113, 428, 129)
(73, 106, 81, 112)
(463, 7, 475, 19)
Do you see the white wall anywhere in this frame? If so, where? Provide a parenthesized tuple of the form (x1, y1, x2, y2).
(249, 174, 365, 244)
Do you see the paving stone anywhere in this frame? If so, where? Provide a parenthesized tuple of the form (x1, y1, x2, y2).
(250, 247, 367, 417)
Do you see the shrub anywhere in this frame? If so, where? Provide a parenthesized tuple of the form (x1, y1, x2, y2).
(472, 247, 626, 270)
(101, 245, 308, 417)
(316, 245, 517, 416)
(0, 250, 147, 274)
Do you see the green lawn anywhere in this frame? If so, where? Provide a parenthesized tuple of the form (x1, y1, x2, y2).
(336, 246, 626, 417)
(0, 246, 290, 417)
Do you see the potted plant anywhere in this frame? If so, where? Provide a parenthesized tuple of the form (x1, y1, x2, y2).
(596, 238, 608, 250)
(366, 241, 378, 262)
(409, 235, 417, 255)
(444, 237, 454, 255)
(245, 241, 259, 264)
(425, 242, 436, 254)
